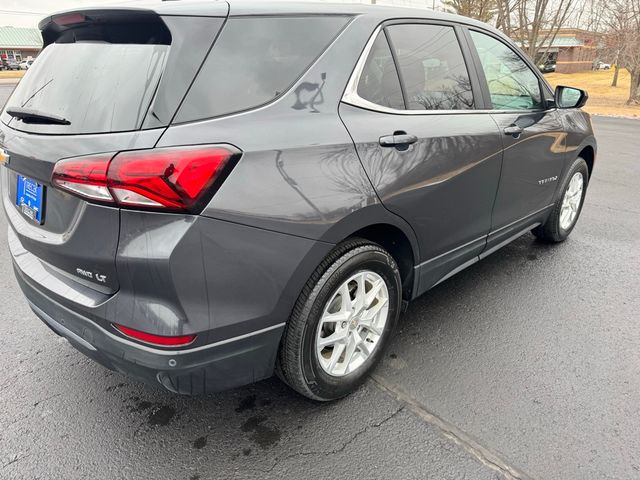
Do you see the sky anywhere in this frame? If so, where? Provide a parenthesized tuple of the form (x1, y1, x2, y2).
(1, 0, 442, 28)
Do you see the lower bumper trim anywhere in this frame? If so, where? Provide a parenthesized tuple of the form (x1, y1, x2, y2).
(16, 268, 285, 395)
(30, 301, 97, 352)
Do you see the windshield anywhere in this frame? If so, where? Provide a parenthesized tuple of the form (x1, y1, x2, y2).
(4, 42, 168, 134)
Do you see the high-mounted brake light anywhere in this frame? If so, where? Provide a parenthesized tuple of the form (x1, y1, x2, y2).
(113, 323, 196, 347)
(51, 145, 237, 212)
(53, 13, 87, 26)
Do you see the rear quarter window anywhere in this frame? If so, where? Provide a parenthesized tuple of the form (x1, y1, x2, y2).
(175, 16, 350, 123)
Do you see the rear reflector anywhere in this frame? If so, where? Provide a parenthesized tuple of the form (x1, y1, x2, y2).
(113, 324, 196, 347)
(51, 145, 237, 212)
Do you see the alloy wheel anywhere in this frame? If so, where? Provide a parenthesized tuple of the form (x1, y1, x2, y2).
(315, 271, 389, 377)
(559, 172, 584, 230)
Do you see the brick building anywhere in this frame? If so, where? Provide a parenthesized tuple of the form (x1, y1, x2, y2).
(533, 29, 602, 74)
(0, 26, 42, 63)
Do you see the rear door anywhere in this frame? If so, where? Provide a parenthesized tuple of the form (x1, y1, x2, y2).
(465, 29, 566, 247)
(0, 9, 226, 295)
(339, 22, 503, 294)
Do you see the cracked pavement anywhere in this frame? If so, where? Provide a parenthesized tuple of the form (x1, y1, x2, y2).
(1, 83, 639, 480)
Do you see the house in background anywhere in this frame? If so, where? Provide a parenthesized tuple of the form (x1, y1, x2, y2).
(0, 26, 43, 63)
(532, 28, 602, 74)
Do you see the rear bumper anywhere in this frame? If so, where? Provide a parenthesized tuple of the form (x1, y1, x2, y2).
(7, 198, 334, 394)
(15, 266, 285, 394)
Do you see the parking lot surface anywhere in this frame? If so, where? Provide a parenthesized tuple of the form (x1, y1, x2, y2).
(1, 83, 638, 480)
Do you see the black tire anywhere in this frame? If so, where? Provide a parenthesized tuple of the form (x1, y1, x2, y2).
(533, 157, 589, 242)
(277, 238, 402, 401)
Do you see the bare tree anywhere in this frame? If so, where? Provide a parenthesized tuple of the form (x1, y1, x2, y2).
(495, 0, 518, 34)
(522, 0, 576, 59)
(603, 0, 640, 103)
(442, 0, 498, 22)
(493, 0, 576, 63)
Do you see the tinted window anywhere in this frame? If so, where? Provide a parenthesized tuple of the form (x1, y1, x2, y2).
(176, 16, 349, 122)
(356, 32, 404, 109)
(387, 24, 474, 110)
(470, 31, 543, 110)
(4, 43, 167, 134)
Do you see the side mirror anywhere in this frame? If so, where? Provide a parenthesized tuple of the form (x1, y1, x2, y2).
(555, 85, 588, 109)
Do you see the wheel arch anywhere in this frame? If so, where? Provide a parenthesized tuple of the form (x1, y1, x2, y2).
(318, 205, 420, 300)
(578, 144, 595, 179)
(346, 224, 416, 300)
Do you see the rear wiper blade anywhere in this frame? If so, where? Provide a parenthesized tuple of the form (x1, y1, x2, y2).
(6, 107, 70, 125)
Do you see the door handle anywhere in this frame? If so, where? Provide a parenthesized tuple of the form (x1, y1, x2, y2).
(503, 125, 523, 137)
(379, 132, 418, 150)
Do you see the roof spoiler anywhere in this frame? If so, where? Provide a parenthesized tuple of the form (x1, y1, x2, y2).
(39, 9, 171, 47)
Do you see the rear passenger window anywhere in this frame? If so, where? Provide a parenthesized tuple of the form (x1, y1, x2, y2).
(176, 16, 349, 122)
(386, 24, 474, 110)
(470, 30, 544, 111)
(357, 33, 405, 110)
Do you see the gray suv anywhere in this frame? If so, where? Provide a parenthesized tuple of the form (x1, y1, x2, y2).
(0, 1, 596, 401)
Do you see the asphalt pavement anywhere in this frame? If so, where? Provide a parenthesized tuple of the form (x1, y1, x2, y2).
(0, 83, 638, 480)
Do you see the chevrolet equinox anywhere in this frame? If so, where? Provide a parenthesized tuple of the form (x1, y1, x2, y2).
(0, 1, 596, 400)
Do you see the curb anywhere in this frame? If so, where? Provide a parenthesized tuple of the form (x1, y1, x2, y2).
(591, 113, 640, 120)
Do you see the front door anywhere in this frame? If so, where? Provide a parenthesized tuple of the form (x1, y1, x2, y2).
(339, 23, 503, 294)
(467, 29, 566, 243)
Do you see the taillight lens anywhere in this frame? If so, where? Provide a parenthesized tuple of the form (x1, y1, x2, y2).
(113, 323, 196, 347)
(51, 145, 237, 212)
(51, 154, 113, 202)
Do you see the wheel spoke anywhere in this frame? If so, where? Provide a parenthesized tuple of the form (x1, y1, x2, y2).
(338, 282, 352, 313)
(364, 279, 385, 308)
(359, 320, 383, 336)
(361, 297, 388, 321)
(326, 342, 346, 372)
(343, 333, 360, 372)
(317, 330, 347, 349)
(320, 310, 350, 325)
(358, 338, 372, 357)
(569, 178, 578, 195)
(353, 273, 367, 312)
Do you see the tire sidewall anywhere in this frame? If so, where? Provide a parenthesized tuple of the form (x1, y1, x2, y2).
(299, 249, 401, 399)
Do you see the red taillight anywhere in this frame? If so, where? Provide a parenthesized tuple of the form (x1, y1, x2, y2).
(51, 154, 113, 202)
(113, 324, 196, 347)
(108, 147, 231, 210)
(51, 145, 237, 212)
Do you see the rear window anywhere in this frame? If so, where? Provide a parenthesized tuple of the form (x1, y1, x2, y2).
(5, 42, 168, 134)
(175, 16, 350, 123)
(2, 12, 174, 135)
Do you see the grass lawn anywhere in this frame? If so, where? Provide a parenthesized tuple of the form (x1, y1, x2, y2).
(545, 69, 640, 118)
(0, 71, 25, 79)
